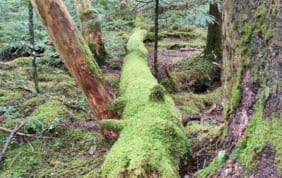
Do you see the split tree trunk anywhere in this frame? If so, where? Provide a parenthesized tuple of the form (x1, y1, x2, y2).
(201, 0, 282, 177)
(76, 0, 107, 66)
(30, 0, 114, 120)
(100, 28, 190, 177)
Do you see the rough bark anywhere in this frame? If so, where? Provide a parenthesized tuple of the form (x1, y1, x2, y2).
(100, 28, 190, 178)
(200, 0, 282, 177)
(76, 0, 107, 66)
(30, 0, 115, 120)
(204, 2, 222, 62)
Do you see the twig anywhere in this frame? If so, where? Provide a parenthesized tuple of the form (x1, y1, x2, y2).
(0, 126, 33, 137)
(0, 126, 50, 139)
(0, 123, 24, 163)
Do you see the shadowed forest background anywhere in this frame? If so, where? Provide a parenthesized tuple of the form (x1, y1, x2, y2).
(0, 0, 281, 177)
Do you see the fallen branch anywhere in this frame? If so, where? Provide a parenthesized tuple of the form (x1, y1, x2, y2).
(0, 126, 50, 139)
(0, 123, 24, 163)
(0, 126, 33, 137)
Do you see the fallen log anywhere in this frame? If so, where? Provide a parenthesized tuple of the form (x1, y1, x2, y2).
(101, 28, 191, 177)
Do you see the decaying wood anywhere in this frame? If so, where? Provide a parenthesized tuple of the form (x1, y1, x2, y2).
(182, 115, 202, 126)
(31, 0, 115, 120)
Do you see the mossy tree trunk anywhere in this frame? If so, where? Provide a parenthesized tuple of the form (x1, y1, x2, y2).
(100, 28, 190, 177)
(30, 0, 115, 120)
(204, 2, 222, 62)
(76, 0, 107, 66)
(201, 0, 282, 177)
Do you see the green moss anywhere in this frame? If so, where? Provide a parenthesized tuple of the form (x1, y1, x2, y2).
(172, 87, 222, 116)
(0, 129, 101, 178)
(149, 84, 166, 102)
(126, 28, 148, 55)
(101, 119, 127, 133)
(77, 34, 103, 81)
(171, 56, 221, 93)
(102, 28, 190, 177)
(186, 123, 224, 143)
(18, 96, 45, 114)
(53, 80, 76, 95)
(160, 77, 180, 94)
(0, 89, 22, 105)
(224, 65, 243, 119)
(106, 97, 126, 116)
(22, 100, 71, 134)
(7, 57, 32, 66)
(255, 4, 267, 18)
(238, 93, 282, 173)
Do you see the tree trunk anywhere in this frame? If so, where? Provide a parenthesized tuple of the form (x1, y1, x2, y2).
(76, 0, 107, 66)
(154, 0, 159, 80)
(200, 0, 282, 177)
(30, 0, 115, 120)
(204, 2, 222, 62)
(100, 28, 190, 177)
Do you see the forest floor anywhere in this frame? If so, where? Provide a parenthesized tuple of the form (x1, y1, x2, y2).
(0, 28, 225, 177)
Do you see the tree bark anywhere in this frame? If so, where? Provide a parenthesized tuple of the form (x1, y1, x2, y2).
(30, 0, 115, 120)
(154, 0, 159, 80)
(204, 3, 222, 62)
(76, 0, 107, 66)
(200, 0, 282, 177)
(100, 28, 190, 178)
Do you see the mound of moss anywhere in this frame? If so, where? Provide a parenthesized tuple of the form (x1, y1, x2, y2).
(101, 28, 190, 177)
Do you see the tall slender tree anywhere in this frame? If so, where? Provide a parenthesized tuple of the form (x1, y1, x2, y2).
(28, 1, 40, 93)
(154, 0, 159, 80)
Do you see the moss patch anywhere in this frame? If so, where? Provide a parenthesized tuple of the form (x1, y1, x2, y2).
(238, 94, 282, 173)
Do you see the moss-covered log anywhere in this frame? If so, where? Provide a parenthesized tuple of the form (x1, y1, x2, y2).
(101, 28, 190, 177)
(30, 0, 114, 120)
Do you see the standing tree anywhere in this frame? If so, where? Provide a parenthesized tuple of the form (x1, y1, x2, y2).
(30, 0, 115, 120)
(28, 1, 40, 93)
(204, 1, 222, 62)
(153, 0, 159, 80)
(76, 0, 107, 65)
(200, 0, 282, 177)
